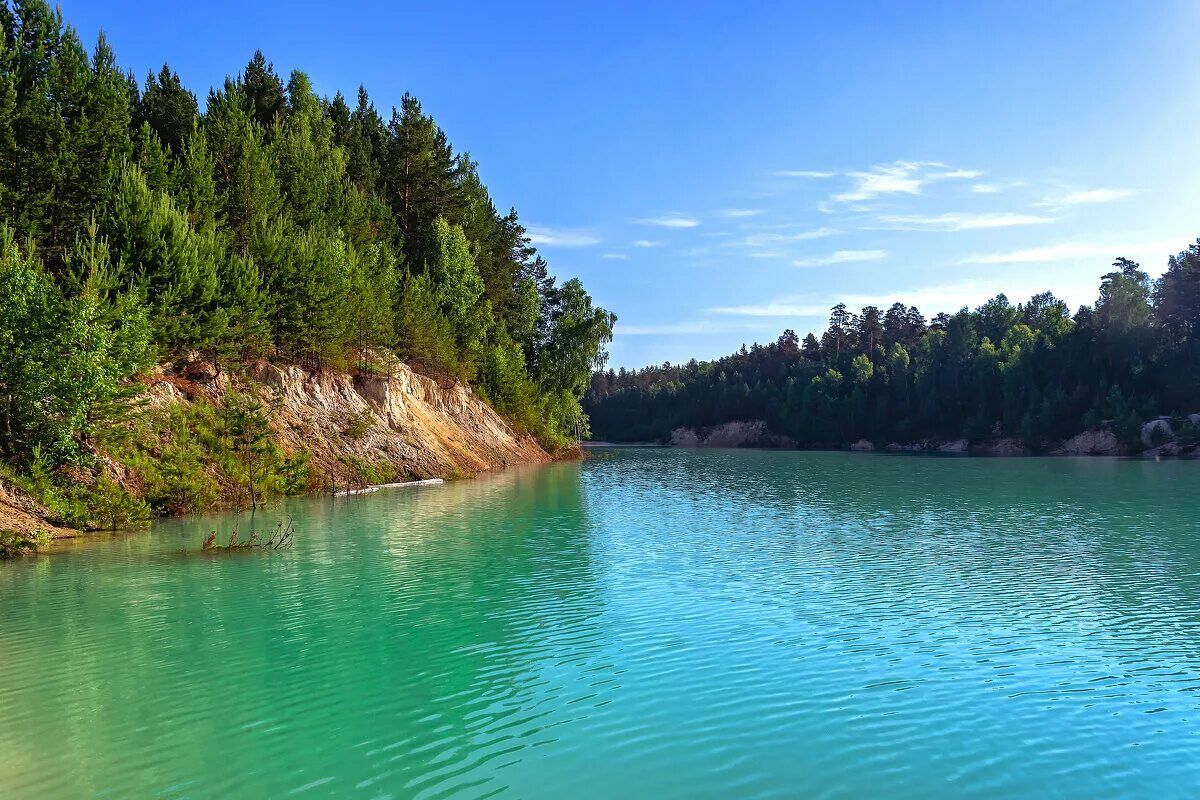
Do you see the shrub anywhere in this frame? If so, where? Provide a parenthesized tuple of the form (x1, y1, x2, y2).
(78, 476, 151, 530)
(344, 411, 372, 440)
(0, 529, 50, 559)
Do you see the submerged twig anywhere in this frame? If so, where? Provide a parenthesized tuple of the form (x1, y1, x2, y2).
(199, 519, 294, 553)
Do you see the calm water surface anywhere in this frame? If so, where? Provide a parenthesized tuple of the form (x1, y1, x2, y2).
(3, 450, 1200, 798)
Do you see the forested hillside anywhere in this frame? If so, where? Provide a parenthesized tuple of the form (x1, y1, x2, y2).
(586, 252, 1200, 451)
(0, 0, 614, 489)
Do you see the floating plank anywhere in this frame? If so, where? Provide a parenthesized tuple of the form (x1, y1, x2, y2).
(334, 478, 444, 497)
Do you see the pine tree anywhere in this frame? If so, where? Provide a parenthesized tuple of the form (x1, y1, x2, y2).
(56, 221, 153, 450)
(271, 70, 347, 230)
(205, 81, 282, 247)
(241, 50, 285, 131)
(100, 164, 222, 355)
(173, 123, 220, 233)
(384, 94, 463, 266)
(0, 225, 60, 458)
(133, 121, 172, 192)
(252, 224, 353, 367)
(140, 63, 197, 154)
(223, 392, 272, 510)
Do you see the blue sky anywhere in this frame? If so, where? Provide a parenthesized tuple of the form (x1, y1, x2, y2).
(67, 1, 1200, 368)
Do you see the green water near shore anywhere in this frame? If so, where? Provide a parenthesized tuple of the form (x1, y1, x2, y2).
(3, 450, 1200, 798)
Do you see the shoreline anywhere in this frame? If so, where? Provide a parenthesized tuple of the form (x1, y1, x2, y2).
(586, 440, 1200, 459)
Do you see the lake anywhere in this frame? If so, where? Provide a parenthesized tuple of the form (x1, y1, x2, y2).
(3, 449, 1200, 798)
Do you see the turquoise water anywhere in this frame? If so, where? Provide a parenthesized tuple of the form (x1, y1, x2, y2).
(3, 449, 1200, 798)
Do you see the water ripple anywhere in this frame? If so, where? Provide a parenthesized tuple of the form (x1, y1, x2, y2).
(2, 452, 1200, 797)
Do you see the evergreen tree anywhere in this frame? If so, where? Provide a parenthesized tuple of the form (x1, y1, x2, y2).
(99, 164, 222, 354)
(241, 50, 285, 131)
(140, 63, 196, 154)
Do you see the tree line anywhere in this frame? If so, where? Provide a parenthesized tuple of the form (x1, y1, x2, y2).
(0, 0, 614, 472)
(586, 251, 1200, 450)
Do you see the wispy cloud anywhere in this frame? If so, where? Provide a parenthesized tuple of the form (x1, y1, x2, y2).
(962, 238, 1179, 265)
(773, 170, 836, 178)
(709, 276, 1093, 320)
(830, 160, 980, 203)
(619, 320, 778, 336)
(873, 211, 1054, 232)
(709, 299, 831, 317)
(601, 253, 628, 260)
(634, 214, 700, 228)
(971, 180, 1026, 194)
(833, 162, 927, 202)
(1037, 188, 1133, 207)
(736, 226, 839, 248)
(929, 169, 984, 179)
(718, 208, 764, 218)
(794, 249, 887, 267)
(526, 225, 601, 247)
(631, 239, 662, 248)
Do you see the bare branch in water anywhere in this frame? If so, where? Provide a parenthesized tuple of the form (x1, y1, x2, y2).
(199, 520, 294, 553)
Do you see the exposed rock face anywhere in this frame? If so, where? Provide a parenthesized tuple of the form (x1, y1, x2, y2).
(1053, 430, 1123, 456)
(149, 359, 549, 488)
(0, 477, 73, 537)
(850, 439, 875, 451)
(669, 428, 702, 447)
(972, 438, 1029, 456)
(265, 361, 545, 481)
(886, 441, 927, 452)
(669, 420, 796, 449)
(937, 439, 969, 454)
(1, 359, 550, 537)
(1141, 418, 1174, 447)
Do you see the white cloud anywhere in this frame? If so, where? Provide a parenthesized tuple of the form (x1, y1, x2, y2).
(833, 162, 927, 202)
(600, 253, 628, 260)
(929, 169, 984, 179)
(631, 239, 662, 248)
(708, 299, 832, 317)
(736, 226, 839, 248)
(634, 214, 700, 228)
(619, 320, 778, 336)
(526, 226, 601, 247)
(718, 208, 764, 218)
(874, 211, 1054, 231)
(830, 160, 981, 202)
(748, 251, 785, 259)
(971, 180, 1026, 194)
(794, 249, 887, 267)
(962, 239, 1181, 265)
(709, 277, 1093, 320)
(773, 170, 836, 178)
(1037, 188, 1133, 207)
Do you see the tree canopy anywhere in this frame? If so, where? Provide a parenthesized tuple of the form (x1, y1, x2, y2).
(0, 0, 613, 468)
(586, 249, 1200, 451)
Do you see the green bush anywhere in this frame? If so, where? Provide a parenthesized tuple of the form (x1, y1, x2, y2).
(344, 411, 372, 440)
(78, 477, 151, 530)
(0, 529, 50, 558)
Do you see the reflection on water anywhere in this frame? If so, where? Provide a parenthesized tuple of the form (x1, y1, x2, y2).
(2, 451, 1200, 798)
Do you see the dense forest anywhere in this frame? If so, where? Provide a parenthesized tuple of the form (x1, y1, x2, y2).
(586, 251, 1200, 451)
(0, 0, 614, 485)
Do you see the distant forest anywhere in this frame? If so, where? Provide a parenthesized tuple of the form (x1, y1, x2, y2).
(0, 0, 614, 472)
(585, 252, 1200, 450)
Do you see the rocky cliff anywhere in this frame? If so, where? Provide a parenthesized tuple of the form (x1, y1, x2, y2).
(154, 358, 551, 486)
(1, 357, 550, 539)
